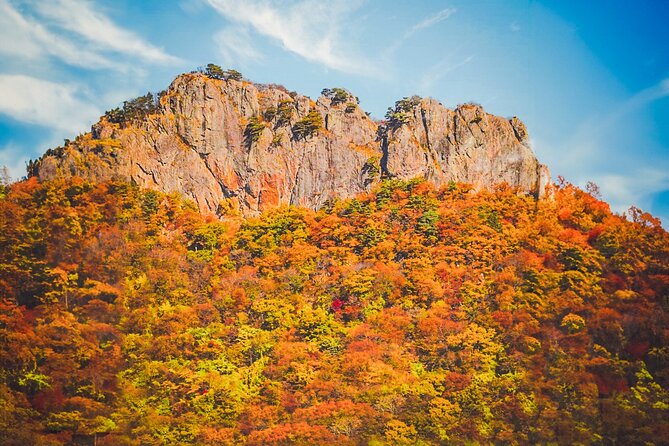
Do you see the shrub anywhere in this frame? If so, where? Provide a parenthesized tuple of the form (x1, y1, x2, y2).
(104, 92, 162, 125)
(263, 107, 277, 122)
(245, 116, 266, 146)
(275, 100, 294, 127)
(321, 88, 350, 106)
(385, 96, 421, 130)
(204, 64, 243, 81)
(292, 110, 323, 140)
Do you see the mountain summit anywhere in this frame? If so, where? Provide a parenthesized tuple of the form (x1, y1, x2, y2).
(33, 70, 550, 216)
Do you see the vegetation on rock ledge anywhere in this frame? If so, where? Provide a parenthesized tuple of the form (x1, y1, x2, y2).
(292, 110, 324, 140)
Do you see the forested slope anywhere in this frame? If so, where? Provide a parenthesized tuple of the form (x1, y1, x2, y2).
(1, 177, 668, 445)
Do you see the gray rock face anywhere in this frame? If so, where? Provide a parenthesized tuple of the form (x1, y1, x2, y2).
(382, 99, 551, 198)
(35, 73, 551, 216)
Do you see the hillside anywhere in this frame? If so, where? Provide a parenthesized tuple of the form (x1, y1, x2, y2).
(32, 69, 550, 217)
(1, 175, 668, 445)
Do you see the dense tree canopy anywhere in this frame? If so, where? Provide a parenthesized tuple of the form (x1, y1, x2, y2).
(0, 176, 667, 445)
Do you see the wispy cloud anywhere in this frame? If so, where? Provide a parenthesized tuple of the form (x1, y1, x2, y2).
(32, 0, 180, 65)
(408, 8, 456, 35)
(610, 77, 669, 120)
(382, 7, 457, 63)
(215, 26, 263, 67)
(559, 77, 669, 167)
(596, 170, 669, 216)
(547, 78, 669, 217)
(0, 74, 99, 133)
(0, 0, 179, 70)
(0, 0, 116, 69)
(0, 0, 181, 136)
(205, 0, 381, 77)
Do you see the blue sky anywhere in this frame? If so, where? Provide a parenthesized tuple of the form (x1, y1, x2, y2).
(1, 0, 667, 224)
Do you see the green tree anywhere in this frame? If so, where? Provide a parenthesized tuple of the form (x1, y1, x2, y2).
(244, 116, 266, 147)
(205, 63, 226, 79)
(205, 64, 243, 81)
(321, 88, 351, 106)
(292, 110, 323, 140)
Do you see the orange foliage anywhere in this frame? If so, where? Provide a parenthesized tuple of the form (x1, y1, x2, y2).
(0, 177, 667, 444)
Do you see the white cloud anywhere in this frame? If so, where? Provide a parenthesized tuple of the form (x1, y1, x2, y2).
(215, 26, 263, 67)
(205, 0, 380, 76)
(0, 0, 117, 69)
(32, 0, 180, 65)
(0, 0, 181, 136)
(0, 74, 99, 133)
(542, 78, 669, 219)
(409, 8, 456, 35)
(0, 0, 179, 70)
(594, 170, 669, 216)
(555, 78, 669, 168)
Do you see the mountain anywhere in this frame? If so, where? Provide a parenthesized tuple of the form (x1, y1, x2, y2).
(2, 69, 668, 445)
(33, 71, 550, 216)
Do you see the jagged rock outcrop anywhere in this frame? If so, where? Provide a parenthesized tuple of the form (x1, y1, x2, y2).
(34, 73, 550, 216)
(381, 97, 551, 198)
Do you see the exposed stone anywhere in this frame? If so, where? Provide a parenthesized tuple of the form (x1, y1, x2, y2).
(382, 100, 548, 197)
(34, 73, 551, 216)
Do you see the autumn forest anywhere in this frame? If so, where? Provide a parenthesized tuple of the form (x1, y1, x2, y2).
(1, 175, 668, 445)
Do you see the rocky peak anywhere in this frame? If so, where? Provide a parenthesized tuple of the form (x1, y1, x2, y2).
(34, 72, 550, 216)
(381, 99, 550, 198)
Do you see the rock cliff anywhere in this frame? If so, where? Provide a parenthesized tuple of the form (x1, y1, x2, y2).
(34, 72, 550, 216)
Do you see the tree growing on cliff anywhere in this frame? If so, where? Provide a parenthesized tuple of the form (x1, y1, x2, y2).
(244, 116, 266, 147)
(321, 88, 350, 106)
(205, 64, 243, 81)
(292, 110, 323, 140)
(275, 100, 295, 127)
(104, 92, 161, 125)
(385, 95, 421, 130)
(205, 63, 225, 79)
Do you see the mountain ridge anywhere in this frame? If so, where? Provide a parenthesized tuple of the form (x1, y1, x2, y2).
(32, 71, 550, 216)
